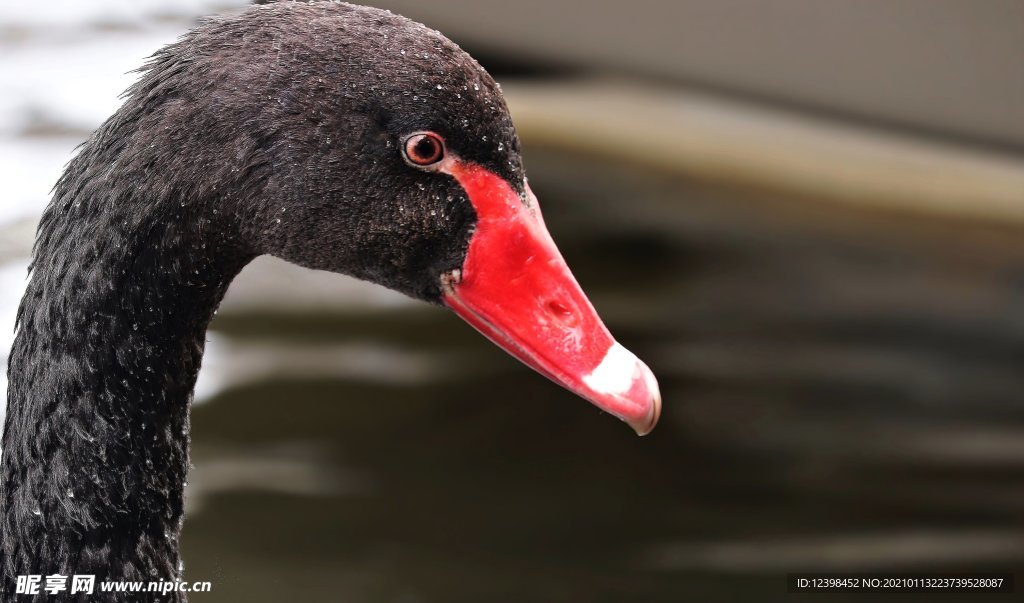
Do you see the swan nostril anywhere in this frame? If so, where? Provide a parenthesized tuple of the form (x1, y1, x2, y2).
(545, 300, 578, 326)
(546, 300, 571, 316)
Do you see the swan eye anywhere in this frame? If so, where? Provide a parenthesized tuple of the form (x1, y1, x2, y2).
(403, 132, 445, 167)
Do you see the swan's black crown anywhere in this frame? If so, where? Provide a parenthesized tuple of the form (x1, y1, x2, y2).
(127, 0, 523, 299)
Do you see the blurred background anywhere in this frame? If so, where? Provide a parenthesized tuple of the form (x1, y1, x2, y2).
(2, 1, 1023, 601)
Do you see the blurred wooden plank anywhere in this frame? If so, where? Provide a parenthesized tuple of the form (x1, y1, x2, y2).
(381, 0, 1024, 151)
(504, 79, 1024, 225)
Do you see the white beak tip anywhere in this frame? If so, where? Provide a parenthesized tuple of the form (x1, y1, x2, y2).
(627, 360, 661, 436)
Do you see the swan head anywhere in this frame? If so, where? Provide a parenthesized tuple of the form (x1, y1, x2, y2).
(133, 2, 660, 435)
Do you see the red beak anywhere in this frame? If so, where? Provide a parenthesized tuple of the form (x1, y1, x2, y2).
(441, 161, 661, 435)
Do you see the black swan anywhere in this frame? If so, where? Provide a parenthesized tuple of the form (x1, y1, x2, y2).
(1, 2, 660, 600)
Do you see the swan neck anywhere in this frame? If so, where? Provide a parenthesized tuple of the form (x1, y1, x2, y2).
(1, 176, 249, 585)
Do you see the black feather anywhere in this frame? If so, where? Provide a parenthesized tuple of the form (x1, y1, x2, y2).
(1, 3, 526, 601)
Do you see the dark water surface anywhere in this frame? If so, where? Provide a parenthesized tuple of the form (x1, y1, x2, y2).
(186, 149, 1024, 602)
